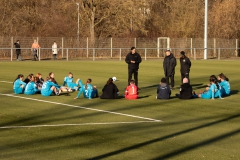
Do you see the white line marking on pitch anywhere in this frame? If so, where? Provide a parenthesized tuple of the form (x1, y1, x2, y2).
(0, 81, 12, 83)
(0, 121, 160, 129)
(0, 93, 162, 122)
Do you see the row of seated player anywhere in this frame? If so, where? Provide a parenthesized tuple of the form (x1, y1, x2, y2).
(157, 73, 230, 100)
(13, 72, 230, 100)
(12, 72, 137, 100)
(13, 72, 97, 99)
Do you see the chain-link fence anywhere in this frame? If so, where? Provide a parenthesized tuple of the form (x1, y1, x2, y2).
(0, 37, 239, 60)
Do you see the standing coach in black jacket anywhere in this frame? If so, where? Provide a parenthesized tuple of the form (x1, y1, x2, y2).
(125, 47, 142, 86)
(14, 40, 21, 61)
(180, 51, 191, 84)
(163, 50, 177, 89)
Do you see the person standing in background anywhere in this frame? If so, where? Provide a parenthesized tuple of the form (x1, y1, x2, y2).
(180, 51, 191, 84)
(52, 41, 58, 60)
(14, 40, 21, 61)
(163, 50, 177, 89)
(31, 39, 40, 61)
(125, 47, 142, 87)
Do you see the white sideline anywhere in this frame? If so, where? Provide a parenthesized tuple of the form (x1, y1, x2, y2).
(0, 121, 160, 129)
(0, 93, 162, 123)
(0, 81, 12, 84)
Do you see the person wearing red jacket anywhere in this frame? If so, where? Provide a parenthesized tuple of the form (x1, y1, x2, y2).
(124, 80, 138, 100)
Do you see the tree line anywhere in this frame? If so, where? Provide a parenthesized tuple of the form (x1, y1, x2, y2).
(0, 0, 239, 40)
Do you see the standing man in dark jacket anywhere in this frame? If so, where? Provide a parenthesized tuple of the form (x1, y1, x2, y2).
(14, 40, 21, 61)
(180, 51, 191, 83)
(163, 50, 177, 89)
(125, 47, 142, 86)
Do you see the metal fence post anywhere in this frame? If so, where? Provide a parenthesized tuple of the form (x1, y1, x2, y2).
(93, 48, 95, 61)
(190, 38, 193, 57)
(194, 48, 196, 60)
(145, 48, 147, 61)
(62, 37, 64, 58)
(119, 48, 121, 61)
(236, 39, 238, 57)
(67, 48, 68, 61)
(157, 37, 160, 58)
(11, 37, 13, 61)
(218, 48, 220, 60)
(214, 38, 216, 57)
(87, 37, 89, 58)
(38, 48, 41, 61)
(111, 38, 113, 58)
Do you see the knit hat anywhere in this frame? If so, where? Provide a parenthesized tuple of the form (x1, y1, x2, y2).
(180, 51, 185, 55)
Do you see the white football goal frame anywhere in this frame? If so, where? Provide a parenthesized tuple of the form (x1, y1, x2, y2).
(157, 37, 170, 57)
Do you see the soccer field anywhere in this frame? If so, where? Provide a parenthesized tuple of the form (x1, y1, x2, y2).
(0, 60, 240, 159)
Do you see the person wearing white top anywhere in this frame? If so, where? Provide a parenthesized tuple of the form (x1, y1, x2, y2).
(52, 41, 58, 60)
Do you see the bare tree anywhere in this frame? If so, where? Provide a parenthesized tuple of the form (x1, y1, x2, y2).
(0, 0, 240, 39)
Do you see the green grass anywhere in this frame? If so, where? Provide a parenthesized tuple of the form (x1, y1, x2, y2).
(0, 59, 240, 160)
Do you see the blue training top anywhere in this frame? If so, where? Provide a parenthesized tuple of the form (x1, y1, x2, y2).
(219, 80, 230, 96)
(76, 80, 94, 99)
(13, 79, 26, 94)
(24, 81, 39, 95)
(41, 80, 60, 95)
(63, 76, 78, 89)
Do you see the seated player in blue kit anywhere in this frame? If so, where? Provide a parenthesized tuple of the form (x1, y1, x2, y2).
(74, 78, 98, 99)
(194, 75, 223, 99)
(218, 73, 230, 97)
(62, 72, 79, 91)
(41, 77, 62, 96)
(24, 75, 39, 95)
(13, 74, 26, 94)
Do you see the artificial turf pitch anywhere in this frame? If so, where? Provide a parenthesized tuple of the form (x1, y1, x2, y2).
(0, 60, 240, 159)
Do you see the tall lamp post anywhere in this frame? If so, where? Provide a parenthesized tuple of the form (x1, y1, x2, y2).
(204, 0, 208, 60)
(76, 3, 80, 45)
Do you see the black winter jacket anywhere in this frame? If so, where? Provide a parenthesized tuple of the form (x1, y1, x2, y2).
(14, 42, 21, 51)
(100, 83, 119, 99)
(179, 83, 193, 99)
(180, 56, 191, 74)
(163, 53, 177, 76)
(157, 83, 171, 99)
(125, 52, 142, 70)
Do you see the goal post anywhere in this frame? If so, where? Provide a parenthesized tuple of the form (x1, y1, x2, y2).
(157, 37, 170, 57)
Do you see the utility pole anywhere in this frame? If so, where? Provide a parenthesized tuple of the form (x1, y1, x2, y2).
(76, 3, 80, 45)
(204, 0, 208, 60)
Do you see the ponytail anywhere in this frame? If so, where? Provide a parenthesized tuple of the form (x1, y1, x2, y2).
(106, 78, 113, 85)
(13, 74, 24, 84)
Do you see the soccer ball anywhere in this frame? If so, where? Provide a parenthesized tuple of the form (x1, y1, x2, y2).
(112, 77, 117, 81)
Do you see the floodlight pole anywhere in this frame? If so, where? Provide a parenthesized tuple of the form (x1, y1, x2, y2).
(76, 3, 80, 45)
(204, 0, 208, 60)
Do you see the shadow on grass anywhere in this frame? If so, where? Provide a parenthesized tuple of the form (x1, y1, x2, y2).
(193, 85, 208, 90)
(88, 114, 240, 160)
(140, 84, 158, 89)
(230, 90, 239, 95)
(0, 92, 165, 128)
(1, 93, 239, 159)
(191, 83, 203, 87)
(138, 95, 150, 99)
